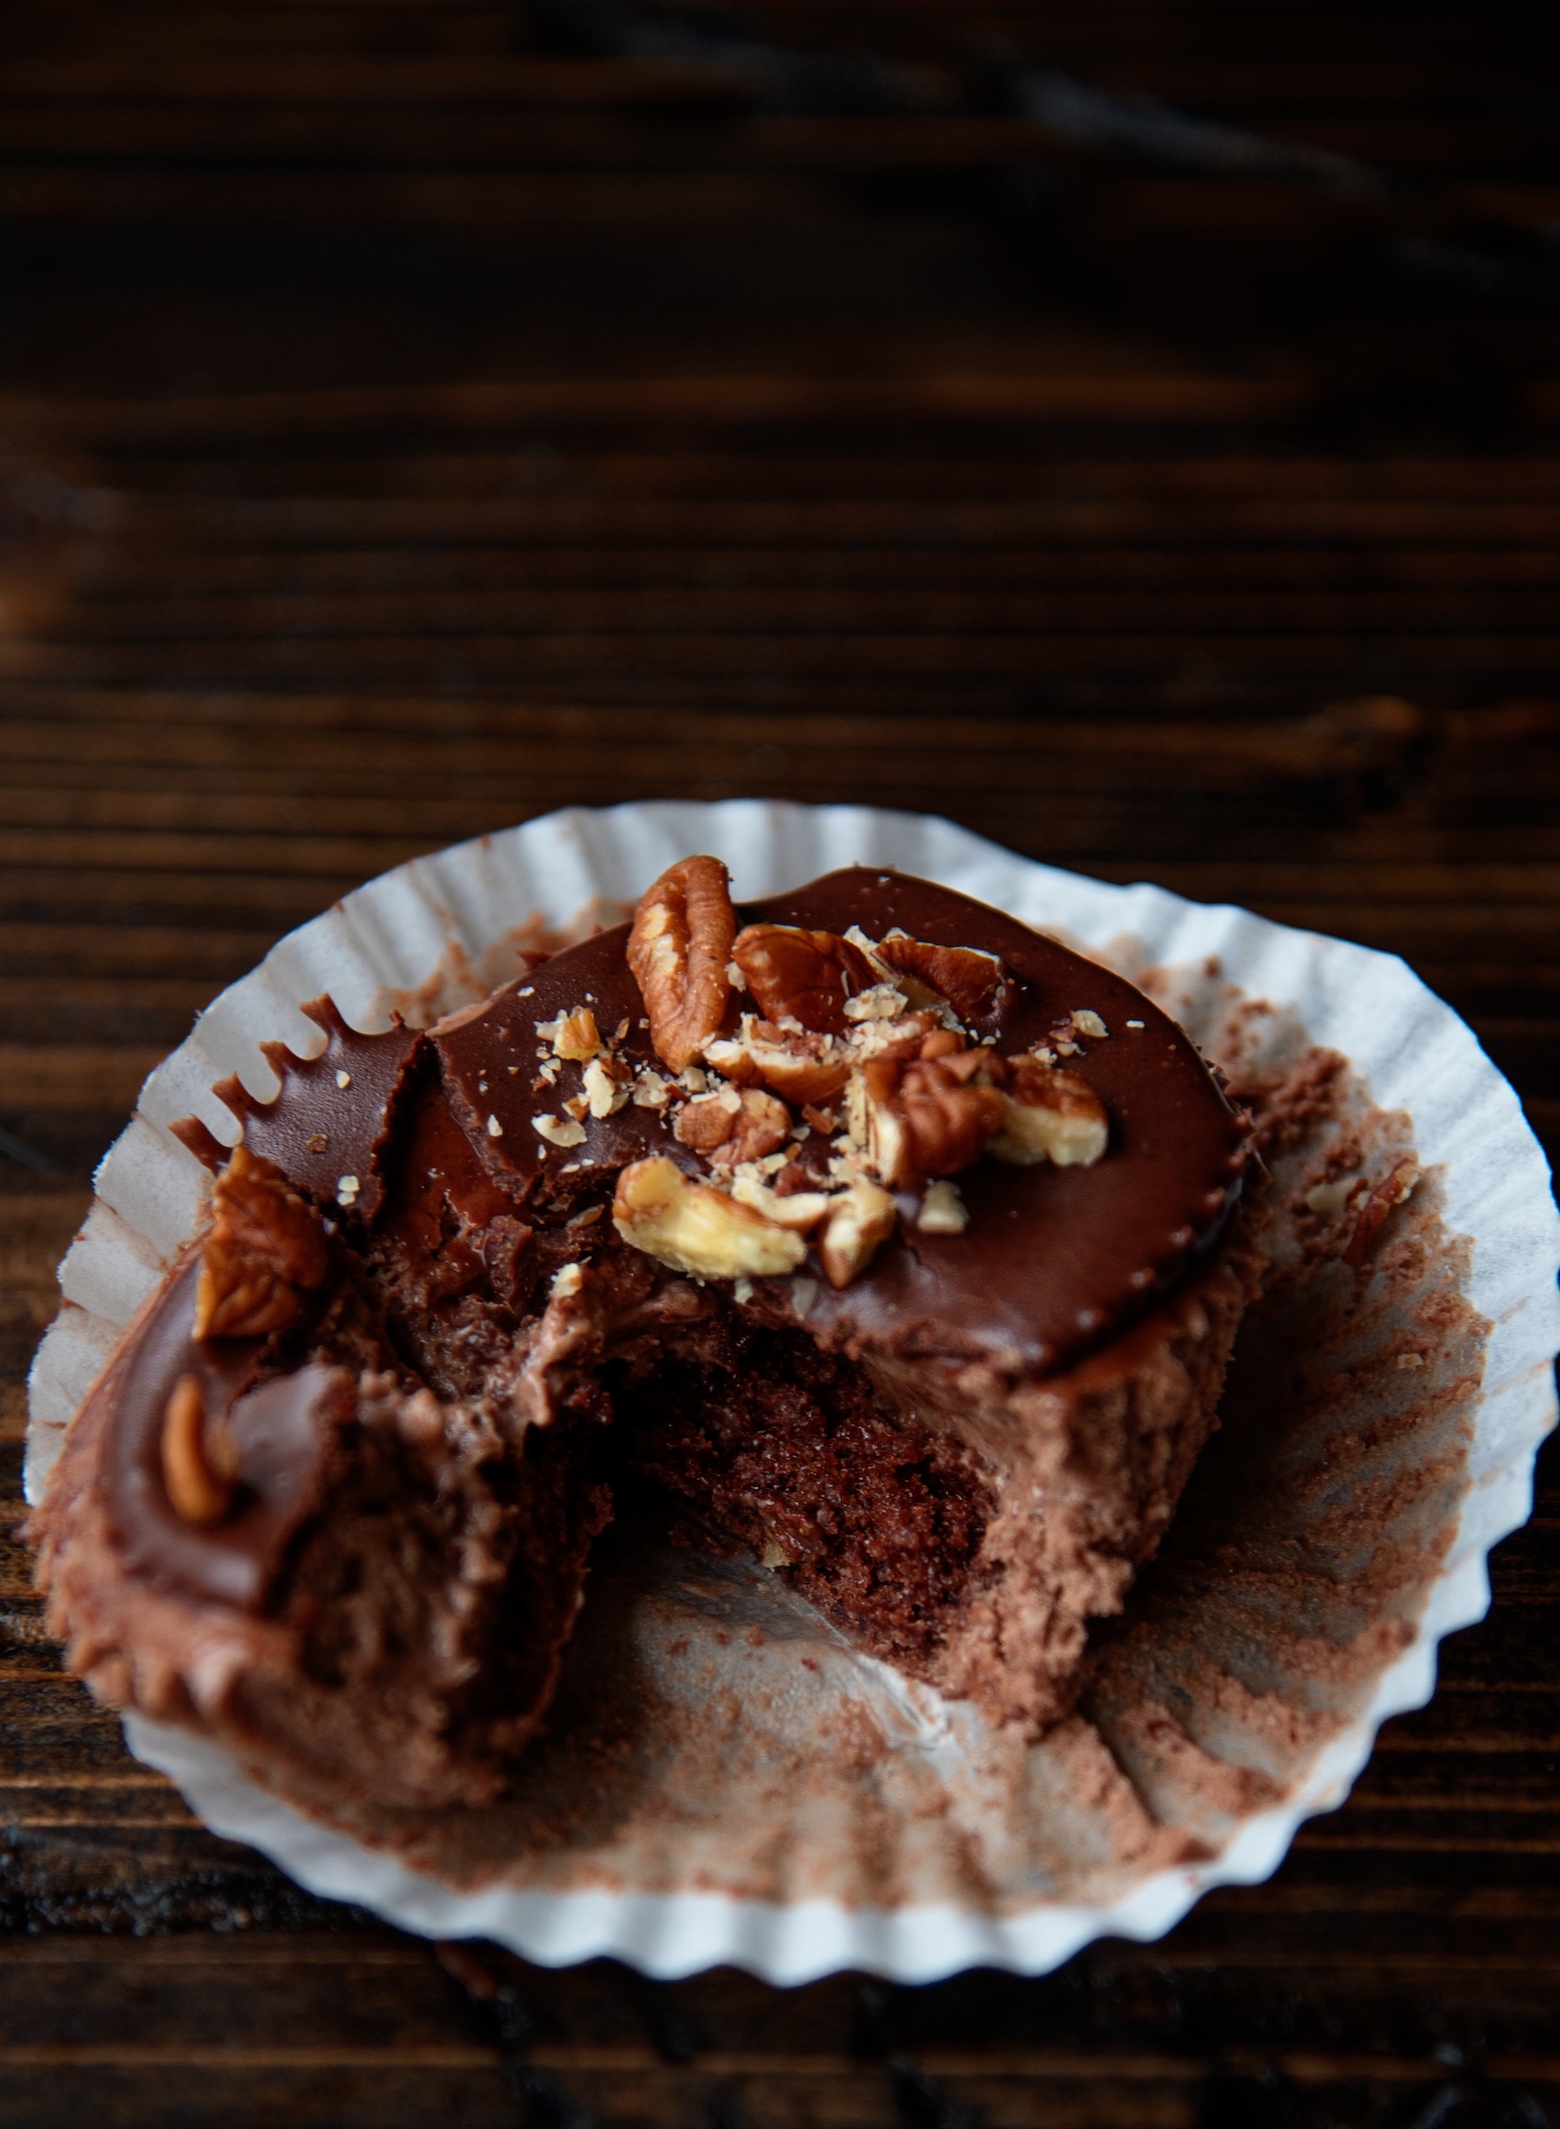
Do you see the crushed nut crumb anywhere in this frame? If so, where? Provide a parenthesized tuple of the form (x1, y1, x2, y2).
(916, 1179, 969, 1234)
(844, 983, 908, 1023)
(534, 1114, 588, 1148)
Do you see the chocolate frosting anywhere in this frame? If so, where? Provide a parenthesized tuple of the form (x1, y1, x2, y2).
(213, 996, 423, 1224)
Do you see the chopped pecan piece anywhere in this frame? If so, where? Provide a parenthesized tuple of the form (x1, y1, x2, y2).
(872, 933, 1017, 1029)
(816, 1178, 898, 1288)
(730, 1172, 834, 1231)
(1343, 1155, 1420, 1266)
(916, 1179, 969, 1234)
(582, 1055, 631, 1118)
(553, 1007, 600, 1061)
(989, 1059, 1109, 1168)
(704, 1017, 849, 1105)
(613, 1156, 806, 1280)
(729, 923, 876, 1037)
(627, 855, 737, 1073)
(849, 1051, 1006, 1190)
(160, 1373, 240, 1525)
(193, 1143, 332, 1341)
(675, 1085, 791, 1168)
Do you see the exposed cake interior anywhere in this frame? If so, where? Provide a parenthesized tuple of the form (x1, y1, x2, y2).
(613, 1314, 997, 1668)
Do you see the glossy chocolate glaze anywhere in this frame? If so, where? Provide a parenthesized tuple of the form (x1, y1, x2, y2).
(104, 1250, 347, 1610)
(432, 869, 1250, 1372)
(214, 997, 424, 1224)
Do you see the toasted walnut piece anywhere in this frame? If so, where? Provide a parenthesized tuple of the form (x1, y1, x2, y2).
(161, 1373, 239, 1526)
(730, 923, 875, 1037)
(816, 1177, 898, 1288)
(849, 1052, 1006, 1190)
(613, 1157, 807, 1280)
(627, 855, 738, 1072)
(193, 1142, 331, 1341)
(989, 1062, 1109, 1168)
(873, 933, 1017, 1026)
(554, 1007, 601, 1061)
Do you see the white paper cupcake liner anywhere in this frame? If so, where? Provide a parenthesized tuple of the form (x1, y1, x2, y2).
(26, 802, 1560, 1985)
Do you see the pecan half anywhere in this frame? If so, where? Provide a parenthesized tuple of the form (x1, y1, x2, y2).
(730, 924, 876, 1037)
(873, 933, 1017, 1029)
(613, 1156, 806, 1280)
(849, 1050, 1006, 1190)
(989, 1059, 1109, 1168)
(160, 1373, 240, 1525)
(627, 855, 737, 1072)
(194, 1143, 331, 1341)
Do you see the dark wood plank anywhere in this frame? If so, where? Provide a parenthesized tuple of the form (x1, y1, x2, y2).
(4, 0, 1560, 2121)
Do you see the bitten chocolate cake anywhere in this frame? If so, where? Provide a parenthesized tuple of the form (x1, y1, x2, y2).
(32, 861, 1261, 1812)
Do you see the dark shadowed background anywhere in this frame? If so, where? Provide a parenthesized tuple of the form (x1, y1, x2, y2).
(2, 2, 1560, 2123)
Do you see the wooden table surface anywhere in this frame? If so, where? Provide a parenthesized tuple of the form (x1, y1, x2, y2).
(3, 2, 1560, 2122)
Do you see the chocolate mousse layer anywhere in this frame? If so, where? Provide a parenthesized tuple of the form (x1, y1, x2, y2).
(33, 862, 1262, 1808)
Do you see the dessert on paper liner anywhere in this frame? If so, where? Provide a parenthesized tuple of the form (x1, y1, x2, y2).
(26, 802, 1560, 1984)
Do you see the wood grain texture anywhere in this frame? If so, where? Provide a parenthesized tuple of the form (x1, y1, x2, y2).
(3, 0, 1559, 2122)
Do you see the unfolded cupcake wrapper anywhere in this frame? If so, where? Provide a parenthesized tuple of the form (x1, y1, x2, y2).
(27, 802, 1560, 1984)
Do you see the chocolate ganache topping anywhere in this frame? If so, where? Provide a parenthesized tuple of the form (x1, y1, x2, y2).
(430, 868, 1248, 1372)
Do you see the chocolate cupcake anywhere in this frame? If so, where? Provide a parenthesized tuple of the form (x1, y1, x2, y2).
(32, 860, 1261, 1812)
